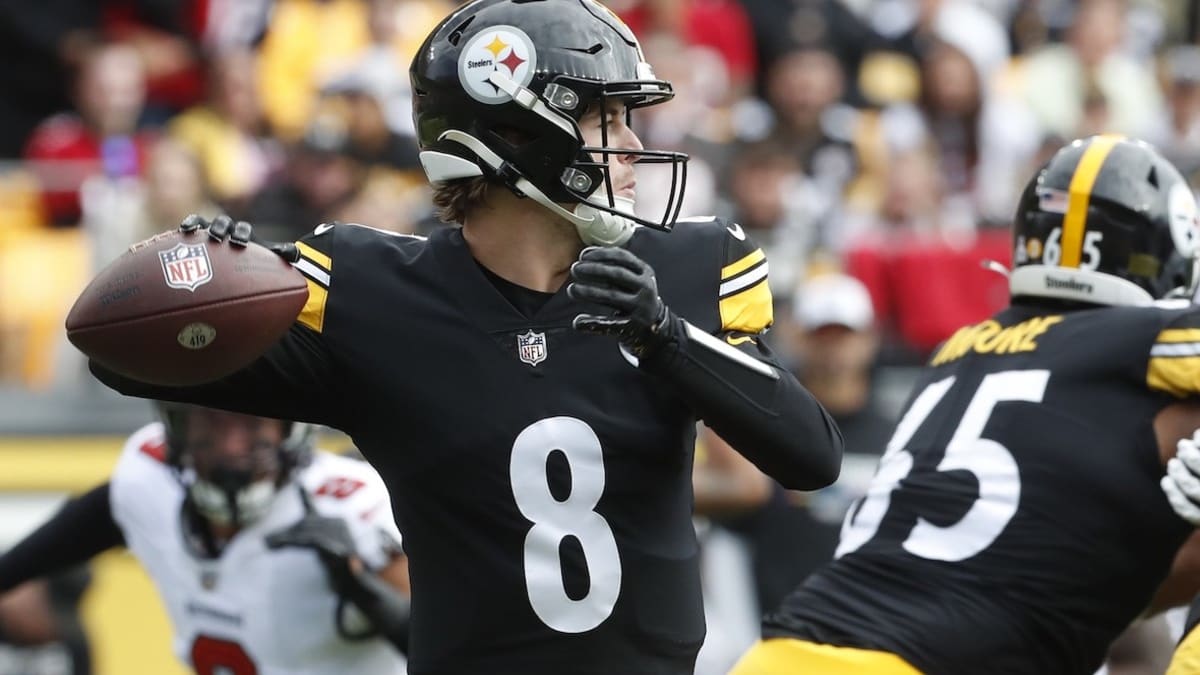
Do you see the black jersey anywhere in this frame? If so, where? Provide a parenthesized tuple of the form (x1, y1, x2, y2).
(765, 302, 1200, 675)
(100, 218, 782, 675)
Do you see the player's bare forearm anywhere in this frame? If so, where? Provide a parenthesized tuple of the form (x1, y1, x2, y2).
(642, 320, 843, 490)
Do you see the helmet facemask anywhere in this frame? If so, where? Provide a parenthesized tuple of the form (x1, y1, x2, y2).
(157, 403, 314, 531)
(412, 0, 689, 245)
(552, 75, 688, 241)
(186, 464, 280, 529)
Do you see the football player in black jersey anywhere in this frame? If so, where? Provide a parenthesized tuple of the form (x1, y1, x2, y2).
(731, 134, 1200, 675)
(81, 1, 844, 674)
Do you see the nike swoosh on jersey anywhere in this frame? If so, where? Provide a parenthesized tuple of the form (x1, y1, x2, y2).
(313, 222, 335, 236)
(726, 222, 746, 240)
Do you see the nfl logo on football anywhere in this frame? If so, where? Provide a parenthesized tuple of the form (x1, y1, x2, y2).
(159, 243, 213, 292)
(517, 330, 547, 366)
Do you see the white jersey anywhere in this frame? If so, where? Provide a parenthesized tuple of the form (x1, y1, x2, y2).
(110, 422, 406, 675)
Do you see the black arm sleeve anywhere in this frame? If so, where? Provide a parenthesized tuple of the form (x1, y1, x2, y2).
(642, 316, 843, 490)
(88, 322, 347, 429)
(0, 483, 125, 593)
(338, 569, 411, 654)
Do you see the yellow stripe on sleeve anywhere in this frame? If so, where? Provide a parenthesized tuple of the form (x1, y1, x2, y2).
(296, 241, 332, 271)
(1061, 134, 1122, 268)
(1147, 355, 1200, 398)
(1157, 329, 1200, 344)
(719, 278, 773, 334)
(297, 278, 329, 333)
(722, 248, 766, 280)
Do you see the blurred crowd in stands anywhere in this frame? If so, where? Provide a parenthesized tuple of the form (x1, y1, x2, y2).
(4, 2, 1198, 672)
(7, 0, 1200, 390)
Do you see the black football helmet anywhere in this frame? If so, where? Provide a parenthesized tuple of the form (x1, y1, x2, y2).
(410, 0, 688, 245)
(1010, 135, 1200, 306)
(157, 402, 314, 528)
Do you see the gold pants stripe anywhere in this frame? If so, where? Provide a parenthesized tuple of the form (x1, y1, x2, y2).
(729, 638, 923, 674)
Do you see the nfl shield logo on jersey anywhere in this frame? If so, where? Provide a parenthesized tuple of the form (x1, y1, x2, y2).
(159, 242, 213, 292)
(517, 330, 547, 366)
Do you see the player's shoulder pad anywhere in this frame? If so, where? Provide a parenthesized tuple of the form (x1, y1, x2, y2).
(673, 216, 774, 335)
(669, 215, 765, 271)
(301, 451, 392, 517)
(291, 222, 428, 333)
(1146, 301, 1200, 398)
(301, 451, 402, 557)
(115, 422, 171, 474)
(111, 422, 179, 524)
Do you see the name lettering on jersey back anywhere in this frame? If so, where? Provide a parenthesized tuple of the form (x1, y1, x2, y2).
(930, 315, 1064, 366)
(186, 601, 243, 626)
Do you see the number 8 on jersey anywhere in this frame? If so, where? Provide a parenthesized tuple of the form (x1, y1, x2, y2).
(510, 417, 621, 633)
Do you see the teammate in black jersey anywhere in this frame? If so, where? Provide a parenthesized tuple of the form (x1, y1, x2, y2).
(82, 1, 843, 674)
(731, 135, 1200, 675)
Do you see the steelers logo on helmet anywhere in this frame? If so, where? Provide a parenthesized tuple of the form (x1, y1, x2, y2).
(458, 25, 538, 105)
(1168, 181, 1200, 258)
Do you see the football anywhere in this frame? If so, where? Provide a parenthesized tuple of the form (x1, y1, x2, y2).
(66, 229, 309, 386)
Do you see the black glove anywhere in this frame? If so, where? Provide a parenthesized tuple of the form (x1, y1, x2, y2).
(265, 513, 357, 590)
(180, 214, 300, 263)
(567, 246, 680, 357)
(267, 512, 411, 649)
